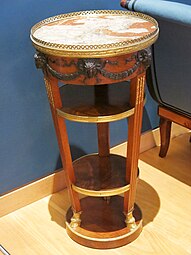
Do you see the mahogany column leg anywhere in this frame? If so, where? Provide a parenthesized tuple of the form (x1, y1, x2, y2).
(95, 85, 110, 158)
(97, 122, 110, 157)
(124, 72, 146, 228)
(97, 122, 110, 203)
(95, 85, 111, 200)
(44, 75, 81, 220)
(159, 116, 172, 158)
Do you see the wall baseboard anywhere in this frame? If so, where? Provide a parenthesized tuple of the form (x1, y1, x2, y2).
(0, 123, 189, 217)
(111, 123, 189, 156)
(0, 169, 66, 217)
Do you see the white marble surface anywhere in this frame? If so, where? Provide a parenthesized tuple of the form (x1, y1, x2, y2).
(33, 14, 156, 45)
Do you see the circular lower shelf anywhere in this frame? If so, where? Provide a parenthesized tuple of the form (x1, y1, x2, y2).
(72, 154, 134, 196)
(66, 196, 142, 249)
(58, 83, 134, 123)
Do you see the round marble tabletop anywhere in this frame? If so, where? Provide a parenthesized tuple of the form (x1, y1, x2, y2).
(31, 10, 159, 58)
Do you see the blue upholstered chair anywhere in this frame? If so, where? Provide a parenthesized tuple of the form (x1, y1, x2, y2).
(121, 0, 191, 157)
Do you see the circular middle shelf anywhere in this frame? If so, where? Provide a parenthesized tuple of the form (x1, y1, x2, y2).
(57, 83, 134, 123)
(72, 154, 136, 197)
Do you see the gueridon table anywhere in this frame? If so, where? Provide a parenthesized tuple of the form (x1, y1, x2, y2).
(30, 10, 159, 249)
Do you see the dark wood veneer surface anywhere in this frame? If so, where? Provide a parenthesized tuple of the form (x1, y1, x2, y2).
(73, 154, 127, 191)
(66, 196, 142, 232)
(60, 83, 131, 117)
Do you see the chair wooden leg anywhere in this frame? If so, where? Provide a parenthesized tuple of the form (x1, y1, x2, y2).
(159, 117, 172, 158)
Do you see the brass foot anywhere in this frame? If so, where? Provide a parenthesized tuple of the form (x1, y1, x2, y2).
(125, 211, 137, 230)
(70, 212, 82, 229)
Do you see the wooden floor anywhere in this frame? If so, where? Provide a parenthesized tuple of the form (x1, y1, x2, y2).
(0, 133, 191, 255)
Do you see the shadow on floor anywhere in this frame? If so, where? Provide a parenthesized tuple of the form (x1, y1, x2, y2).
(136, 179, 160, 226)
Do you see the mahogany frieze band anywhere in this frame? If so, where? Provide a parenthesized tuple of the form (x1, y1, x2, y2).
(34, 48, 151, 84)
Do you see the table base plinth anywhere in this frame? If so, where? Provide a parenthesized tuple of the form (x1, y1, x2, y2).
(66, 196, 142, 249)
